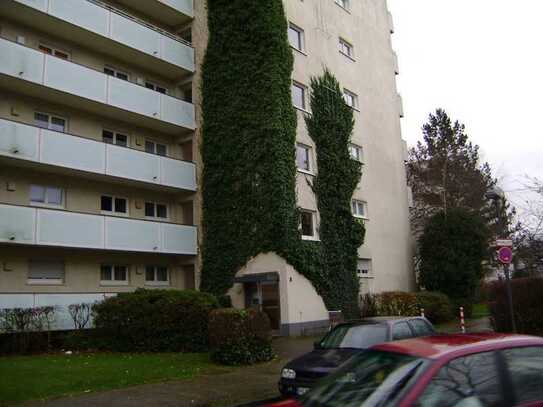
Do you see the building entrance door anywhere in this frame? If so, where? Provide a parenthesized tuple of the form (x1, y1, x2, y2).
(243, 279, 280, 331)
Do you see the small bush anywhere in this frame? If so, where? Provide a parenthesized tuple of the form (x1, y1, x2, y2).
(415, 291, 453, 324)
(209, 308, 275, 366)
(376, 292, 419, 317)
(359, 294, 378, 318)
(92, 289, 219, 352)
(488, 277, 543, 335)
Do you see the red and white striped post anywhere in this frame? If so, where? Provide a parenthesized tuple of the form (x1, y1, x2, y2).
(460, 307, 466, 333)
(420, 308, 425, 319)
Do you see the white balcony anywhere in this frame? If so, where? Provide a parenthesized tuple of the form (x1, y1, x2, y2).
(0, 204, 197, 255)
(115, 0, 193, 26)
(0, 38, 195, 134)
(0, 119, 197, 192)
(397, 94, 404, 118)
(3, 0, 194, 78)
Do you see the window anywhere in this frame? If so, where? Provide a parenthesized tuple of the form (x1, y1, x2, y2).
(335, 0, 350, 11)
(104, 66, 129, 81)
(34, 112, 66, 132)
(145, 81, 168, 94)
(28, 260, 64, 285)
(38, 43, 70, 60)
(357, 259, 372, 277)
(145, 140, 167, 156)
(503, 347, 543, 404)
(343, 89, 358, 109)
(101, 195, 128, 215)
(145, 265, 169, 285)
(145, 202, 168, 219)
(392, 321, 413, 340)
(416, 351, 502, 407)
(291, 82, 306, 110)
(288, 23, 305, 52)
(408, 319, 434, 337)
(300, 210, 316, 239)
(102, 130, 128, 147)
(351, 199, 368, 218)
(30, 185, 63, 207)
(100, 265, 128, 285)
(296, 144, 312, 172)
(339, 38, 354, 59)
(349, 144, 363, 162)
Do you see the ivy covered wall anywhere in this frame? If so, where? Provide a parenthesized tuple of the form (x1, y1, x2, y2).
(200, 0, 364, 318)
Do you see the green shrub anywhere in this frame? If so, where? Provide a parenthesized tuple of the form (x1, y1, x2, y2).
(209, 308, 275, 366)
(488, 277, 543, 335)
(376, 292, 419, 317)
(92, 289, 219, 352)
(415, 291, 453, 324)
(360, 294, 379, 318)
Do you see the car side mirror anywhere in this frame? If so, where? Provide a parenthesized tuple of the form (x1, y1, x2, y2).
(314, 341, 322, 350)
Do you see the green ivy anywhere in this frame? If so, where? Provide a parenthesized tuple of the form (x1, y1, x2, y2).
(305, 71, 366, 317)
(200, 0, 364, 319)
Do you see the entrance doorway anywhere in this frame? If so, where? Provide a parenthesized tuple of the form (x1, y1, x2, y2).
(242, 278, 281, 331)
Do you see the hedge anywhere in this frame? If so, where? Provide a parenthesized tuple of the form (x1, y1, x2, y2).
(360, 291, 454, 324)
(92, 289, 219, 352)
(488, 277, 543, 335)
(209, 308, 275, 365)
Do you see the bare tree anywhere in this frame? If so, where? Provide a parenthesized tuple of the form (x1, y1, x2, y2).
(68, 303, 93, 330)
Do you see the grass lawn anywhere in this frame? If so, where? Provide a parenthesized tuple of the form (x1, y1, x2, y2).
(472, 302, 491, 318)
(0, 352, 225, 405)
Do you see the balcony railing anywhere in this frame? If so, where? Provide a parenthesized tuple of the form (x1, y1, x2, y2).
(0, 37, 195, 130)
(0, 203, 197, 255)
(13, 0, 194, 73)
(0, 118, 197, 191)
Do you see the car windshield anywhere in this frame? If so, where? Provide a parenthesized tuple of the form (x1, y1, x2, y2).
(299, 350, 429, 407)
(319, 324, 388, 349)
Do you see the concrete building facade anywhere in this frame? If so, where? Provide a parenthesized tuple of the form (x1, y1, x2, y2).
(0, 0, 414, 333)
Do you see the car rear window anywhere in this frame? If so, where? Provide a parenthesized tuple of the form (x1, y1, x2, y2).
(409, 319, 434, 337)
(300, 350, 428, 407)
(319, 325, 388, 349)
(503, 346, 543, 404)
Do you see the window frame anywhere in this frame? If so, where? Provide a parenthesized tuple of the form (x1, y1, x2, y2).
(100, 264, 129, 286)
(104, 66, 130, 81)
(339, 37, 355, 59)
(296, 143, 313, 174)
(288, 22, 305, 53)
(300, 209, 317, 240)
(144, 201, 169, 220)
(145, 80, 168, 95)
(38, 42, 71, 60)
(34, 111, 67, 133)
(27, 259, 65, 285)
(145, 265, 170, 286)
(102, 129, 129, 147)
(352, 199, 368, 219)
(357, 258, 373, 278)
(100, 195, 129, 216)
(335, 0, 351, 12)
(29, 184, 64, 208)
(145, 139, 168, 157)
(343, 88, 359, 109)
(349, 143, 364, 163)
(291, 81, 307, 111)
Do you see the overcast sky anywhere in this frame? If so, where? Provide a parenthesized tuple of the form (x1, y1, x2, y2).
(388, 0, 543, 212)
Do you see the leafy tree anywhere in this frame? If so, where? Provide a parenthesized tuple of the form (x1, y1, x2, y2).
(407, 109, 496, 233)
(419, 208, 489, 305)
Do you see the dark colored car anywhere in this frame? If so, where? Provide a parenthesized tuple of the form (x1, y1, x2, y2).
(271, 333, 543, 407)
(278, 317, 435, 397)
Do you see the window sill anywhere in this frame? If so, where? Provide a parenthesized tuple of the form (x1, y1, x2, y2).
(297, 169, 315, 176)
(100, 211, 129, 217)
(145, 281, 170, 287)
(291, 46, 308, 57)
(294, 106, 311, 115)
(30, 202, 64, 210)
(353, 215, 369, 221)
(339, 51, 356, 62)
(100, 281, 129, 286)
(335, 2, 352, 13)
(27, 279, 64, 286)
(301, 235, 320, 242)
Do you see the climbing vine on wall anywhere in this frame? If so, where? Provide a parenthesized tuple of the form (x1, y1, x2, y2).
(305, 70, 366, 318)
(200, 0, 364, 318)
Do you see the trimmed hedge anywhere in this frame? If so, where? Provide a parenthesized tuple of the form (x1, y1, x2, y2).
(488, 277, 543, 335)
(360, 291, 454, 324)
(209, 308, 275, 365)
(92, 289, 219, 352)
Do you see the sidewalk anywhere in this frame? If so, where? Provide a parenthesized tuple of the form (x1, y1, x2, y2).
(23, 337, 315, 407)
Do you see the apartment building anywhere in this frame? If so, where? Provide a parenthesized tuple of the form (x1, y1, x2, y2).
(0, 0, 198, 328)
(0, 0, 414, 333)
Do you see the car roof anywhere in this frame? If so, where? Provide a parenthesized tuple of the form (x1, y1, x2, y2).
(372, 333, 543, 359)
(340, 316, 428, 327)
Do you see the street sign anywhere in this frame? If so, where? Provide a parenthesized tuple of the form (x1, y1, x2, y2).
(498, 246, 513, 264)
(496, 239, 513, 247)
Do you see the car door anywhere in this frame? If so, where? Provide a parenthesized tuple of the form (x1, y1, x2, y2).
(413, 350, 507, 407)
(500, 346, 543, 406)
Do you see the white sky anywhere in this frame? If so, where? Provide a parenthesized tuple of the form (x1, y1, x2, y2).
(388, 0, 543, 212)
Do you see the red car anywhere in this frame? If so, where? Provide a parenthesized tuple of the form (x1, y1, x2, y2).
(269, 333, 543, 407)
